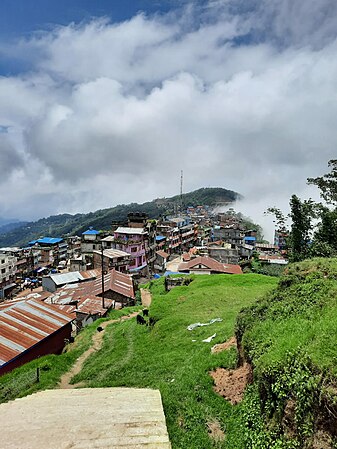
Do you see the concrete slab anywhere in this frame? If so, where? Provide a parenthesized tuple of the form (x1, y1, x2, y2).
(1, 387, 171, 449)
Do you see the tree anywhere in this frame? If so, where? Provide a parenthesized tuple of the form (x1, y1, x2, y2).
(265, 207, 288, 233)
(288, 195, 316, 262)
(307, 159, 337, 205)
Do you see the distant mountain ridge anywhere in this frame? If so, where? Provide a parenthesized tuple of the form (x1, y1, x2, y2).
(0, 187, 241, 248)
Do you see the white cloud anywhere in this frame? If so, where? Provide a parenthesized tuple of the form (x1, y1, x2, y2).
(0, 0, 337, 240)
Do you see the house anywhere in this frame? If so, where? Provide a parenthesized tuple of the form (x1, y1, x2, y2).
(154, 250, 169, 272)
(178, 256, 242, 275)
(97, 269, 135, 307)
(0, 253, 17, 299)
(113, 226, 148, 272)
(92, 248, 130, 273)
(0, 298, 73, 375)
(255, 243, 279, 254)
(81, 228, 101, 257)
(208, 243, 240, 264)
(28, 237, 68, 267)
(44, 268, 135, 327)
(213, 226, 244, 246)
(42, 270, 98, 293)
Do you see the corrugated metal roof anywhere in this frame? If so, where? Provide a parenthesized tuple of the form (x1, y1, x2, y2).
(156, 235, 166, 241)
(108, 269, 135, 299)
(75, 296, 113, 315)
(49, 272, 85, 285)
(93, 249, 130, 259)
(178, 256, 242, 275)
(82, 229, 100, 235)
(29, 237, 63, 245)
(115, 227, 146, 235)
(101, 236, 115, 242)
(0, 299, 74, 366)
(156, 250, 169, 259)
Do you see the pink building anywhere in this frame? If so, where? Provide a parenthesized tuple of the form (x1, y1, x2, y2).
(113, 227, 148, 272)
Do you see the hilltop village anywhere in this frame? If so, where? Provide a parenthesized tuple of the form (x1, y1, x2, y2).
(0, 207, 287, 375)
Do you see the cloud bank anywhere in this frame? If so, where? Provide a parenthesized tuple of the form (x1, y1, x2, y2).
(0, 0, 337, 239)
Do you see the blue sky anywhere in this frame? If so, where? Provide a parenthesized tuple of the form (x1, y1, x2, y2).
(0, 1, 179, 38)
(0, 0, 337, 237)
(0, 0, 186, 75)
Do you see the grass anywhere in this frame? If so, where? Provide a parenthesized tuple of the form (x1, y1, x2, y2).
(0, 306, 140, 404)
(69, 273, 277, 449)
(236, 258, 337, 447)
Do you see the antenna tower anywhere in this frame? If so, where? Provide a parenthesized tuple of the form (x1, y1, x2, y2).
(180, 170, 183, 214)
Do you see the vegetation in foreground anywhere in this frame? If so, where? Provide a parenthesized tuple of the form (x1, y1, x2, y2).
(237, 258, 337, 448)
(0, 306, 141, 404)
(69, 274, 277, 448)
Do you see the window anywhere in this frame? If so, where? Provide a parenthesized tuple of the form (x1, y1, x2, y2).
(1, 268, 5, 274)
(131, 246, 138, 253)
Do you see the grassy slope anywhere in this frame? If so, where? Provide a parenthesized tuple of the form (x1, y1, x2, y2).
(236, 258, 337, 448)
(70, 274, 277, 449)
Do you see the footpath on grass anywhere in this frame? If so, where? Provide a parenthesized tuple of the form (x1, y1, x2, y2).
(58, 311, 140, 389)
(140, 288, 152, 307)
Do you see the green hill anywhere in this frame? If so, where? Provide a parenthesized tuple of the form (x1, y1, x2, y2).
(0, 187, 240, 247)
(0, 273, 275, 448)
(236, 258, 337, 448)
(2, 257, 337, 447)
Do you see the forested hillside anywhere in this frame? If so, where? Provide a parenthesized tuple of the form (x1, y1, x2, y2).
(0, 187, 240, 247)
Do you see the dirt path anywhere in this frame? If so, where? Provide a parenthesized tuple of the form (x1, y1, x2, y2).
(140, 288, 152, 307)
(58, 312, 139, 389)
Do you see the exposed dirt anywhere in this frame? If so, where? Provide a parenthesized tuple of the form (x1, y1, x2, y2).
(140, 288, 152, 307)
(58, 312, 139, 389)
(210, 363, 253, 405)
(211, 337, 237, 354)
(311, 430, 334, 449)
(207, 419, 225, 444)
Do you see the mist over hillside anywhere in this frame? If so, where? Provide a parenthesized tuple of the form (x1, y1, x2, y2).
(0, 187, 241, 247)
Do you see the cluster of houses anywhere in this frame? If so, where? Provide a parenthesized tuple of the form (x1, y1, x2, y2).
(0, 208, 288, 376)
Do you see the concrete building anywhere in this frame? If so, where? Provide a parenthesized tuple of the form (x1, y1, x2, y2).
(113, 227, 148, 272)
(0, 253, 17, 299)
(92, 248, 130, 273)
(28, 237, 68, 267)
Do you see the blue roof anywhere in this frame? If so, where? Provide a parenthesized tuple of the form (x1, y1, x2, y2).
(156, 235, 166, 241)
(82, 229, 100, 235)
(29, 237, 63, 245)
(244, 236, 256, 241)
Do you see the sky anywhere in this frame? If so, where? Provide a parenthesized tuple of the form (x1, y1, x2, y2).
(0, 0, 337, 239)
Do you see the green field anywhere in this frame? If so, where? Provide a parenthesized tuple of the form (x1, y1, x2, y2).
(69, 274, 277, 448)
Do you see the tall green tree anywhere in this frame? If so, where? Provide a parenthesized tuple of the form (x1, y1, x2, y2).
(307, 159, 337, 205)
(307, 160, 337, 254)
(288, 195, 315, 262)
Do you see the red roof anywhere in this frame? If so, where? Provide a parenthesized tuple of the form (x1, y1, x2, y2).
(107, 269, 135, 299)
(75, 296, 114, 315)
(178, 256, 242, 274)
(0, 299, 74, 367)
(156, 250, 169, 259)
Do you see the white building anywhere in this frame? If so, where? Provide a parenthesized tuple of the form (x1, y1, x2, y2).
(0, 253, 17, 299)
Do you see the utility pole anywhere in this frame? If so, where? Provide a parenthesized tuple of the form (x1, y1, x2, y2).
(101, 243, 105, 309)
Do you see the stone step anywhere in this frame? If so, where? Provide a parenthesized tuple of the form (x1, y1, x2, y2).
(1, 388, 171, 449)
